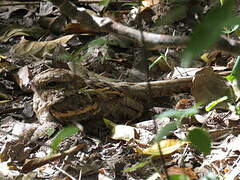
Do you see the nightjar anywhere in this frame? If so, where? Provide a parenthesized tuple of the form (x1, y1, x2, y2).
(32, 68, 144, 124)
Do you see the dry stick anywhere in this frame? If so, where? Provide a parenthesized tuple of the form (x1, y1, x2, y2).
(21, 143, 86, 173)
(54, 165, 77, 180)
(49, 0, 240, 54)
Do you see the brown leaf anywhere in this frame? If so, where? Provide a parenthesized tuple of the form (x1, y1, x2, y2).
(192, 66, 229, 105)
(0, 25, 46, 42)
(0, 57, 17, 73)
(141, 0, 159, 11)
(11, 35, 74, 57)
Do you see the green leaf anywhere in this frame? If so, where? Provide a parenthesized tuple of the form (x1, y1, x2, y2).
(149, 54, 165, 70)
(103, 118, 117, 129)
(226, 74, 235, 82)
(231, 56, 240, 78)
(227, 56, 240, 99)
(51, 125, 80, 153)
(154, 107, 198, 142)
(99, 0, 111, 7)
(205, 96, 228, 111)
(182, 0, 235, 67)
(222, 24, 239, 34)
(169, 174, 190, 180)
(154, 121, 179, 142)
(89, 39, 107, 47)
(187, 128, 211, 155)
(220, 0, 224, 5)
(156, 107, 198, 119)
(123, 160, 150, 172)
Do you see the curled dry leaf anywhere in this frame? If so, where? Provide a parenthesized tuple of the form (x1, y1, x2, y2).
(111, 124, 154, 145)
(15, 66, 32, 92)
(0, 25, 46, 43)
(135, 139, 188, 156)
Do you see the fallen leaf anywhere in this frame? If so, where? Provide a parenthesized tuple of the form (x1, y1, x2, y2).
(136, 139, 188, 155)
(201, 50, 221, 63)
(11, 35, 74, 57)
(0, 25, 46, 42)
(192, 66, 229, 105)
(0, 58, 17, 73)
(141, 0, 159, 10)
(169, 67, 200, 79)
(111, 125, 136, 141)
(15, 66, 32, 92)
(175, 98, 194, 109)
(111, 124, 154, 145)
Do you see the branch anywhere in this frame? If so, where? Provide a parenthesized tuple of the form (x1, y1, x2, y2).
(49, 0, 240, 54)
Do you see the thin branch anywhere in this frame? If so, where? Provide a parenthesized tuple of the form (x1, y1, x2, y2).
(49, 0, 240, 54)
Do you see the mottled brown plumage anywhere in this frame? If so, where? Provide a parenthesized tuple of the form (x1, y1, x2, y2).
(32, 68, 144, 123)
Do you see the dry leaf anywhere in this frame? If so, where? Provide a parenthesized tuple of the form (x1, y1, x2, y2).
(11, 35, 74, 57)
(192, 66, 229, 105)
(15, 66, 32, 92)
(0, 25, 46, 42)
(200, 50, 221, 63)
(0, 58, 17, 73)
(136, 139, 188, 155)
(0, 5, 27, 19)
(112, 125, 136, 141)
(141, 0, 159, 11)
(111, 124, 154, 144)
(175, 98, 194, 109)
(169, 67, 200, 79)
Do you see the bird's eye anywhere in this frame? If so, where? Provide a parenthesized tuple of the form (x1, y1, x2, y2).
(46, 81, 57, 87)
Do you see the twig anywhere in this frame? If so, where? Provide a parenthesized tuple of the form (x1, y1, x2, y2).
(55, 165, 77, 180)
(49, 0, 240, 55)
(21, 143, 86, 173)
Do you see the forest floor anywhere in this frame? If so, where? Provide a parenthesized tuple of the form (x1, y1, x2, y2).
(0, 0, 240, 179)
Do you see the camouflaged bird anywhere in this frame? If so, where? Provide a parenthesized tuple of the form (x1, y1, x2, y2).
(32, 68, 192, 124)
(32, 68, 145, 124)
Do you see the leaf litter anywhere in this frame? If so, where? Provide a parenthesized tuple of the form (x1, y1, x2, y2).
(0, 0, 240, 179)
